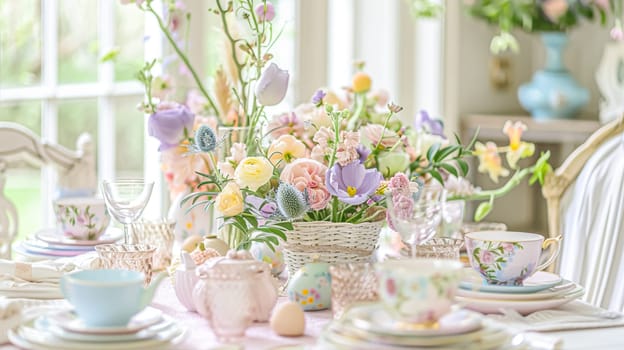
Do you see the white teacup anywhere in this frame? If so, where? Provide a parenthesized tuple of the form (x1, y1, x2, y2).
(376, 259, 463, 324)
(464, 231, 561, 286)
(54, 197, 110, 240)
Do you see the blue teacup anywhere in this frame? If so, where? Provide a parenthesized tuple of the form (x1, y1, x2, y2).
(60, 269, 164, 327)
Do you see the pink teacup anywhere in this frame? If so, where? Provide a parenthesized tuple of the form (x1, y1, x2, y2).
(465, 231, 561, 286)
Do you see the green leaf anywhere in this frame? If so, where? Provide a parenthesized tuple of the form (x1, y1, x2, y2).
(100, 46, 121, 62)
(426, 143, 441, 162)
(433, 145, 459, 162)
(439, 163, 459, 178)
(457, 159, 469, 176)
(430, 170, 444, 186)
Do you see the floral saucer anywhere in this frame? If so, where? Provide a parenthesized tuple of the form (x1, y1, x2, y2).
(460, 269, 562, 294)
(347, 303, 482, 337)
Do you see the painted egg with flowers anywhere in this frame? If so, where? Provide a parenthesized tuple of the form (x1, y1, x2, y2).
(286, 261, 331, 311)
(249, 233, 285, 276)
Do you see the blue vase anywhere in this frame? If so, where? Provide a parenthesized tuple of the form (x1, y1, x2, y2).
(518, 32, 589, 120)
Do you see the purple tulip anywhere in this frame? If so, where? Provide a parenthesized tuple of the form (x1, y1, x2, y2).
(255, 1, 275, 22)
(415, 110, 445, 138)
(148, 102, 195, 151)
(255, 63, 289, 106)
(326, 161, 382, 205)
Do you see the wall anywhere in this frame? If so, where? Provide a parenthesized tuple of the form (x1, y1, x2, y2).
(444, 3, 612, 232)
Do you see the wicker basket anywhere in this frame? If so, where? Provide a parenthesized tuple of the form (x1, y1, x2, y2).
(283, 221, 384, 277)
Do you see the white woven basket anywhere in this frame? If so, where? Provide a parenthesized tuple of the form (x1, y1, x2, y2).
(283, 221, 384, 277)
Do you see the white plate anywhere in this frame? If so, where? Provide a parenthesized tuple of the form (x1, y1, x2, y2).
(9, 317, 186, 350)
(457, 280, 578, 301)
(457, 286, 585, 315)
(23, 238, 95, 251)
(49, 307, 162, 335)
(37, 315, 174, 343)
(36, 228, 123, 247)
(20, 241, 91, 257)
(460, 269, 563, 294)
(348, 303, 482, 337)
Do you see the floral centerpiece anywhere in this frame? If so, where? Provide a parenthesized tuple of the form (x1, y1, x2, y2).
(126, 0, 552, 266)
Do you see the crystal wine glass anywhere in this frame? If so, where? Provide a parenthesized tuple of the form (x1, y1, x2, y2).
(101, 179, 154, 244)
(386, 188, 443, 258)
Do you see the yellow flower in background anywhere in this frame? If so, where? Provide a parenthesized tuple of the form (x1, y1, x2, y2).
(503, 121, 535, 168)
(268, 135, 306, 166)
(474, 142, 509, 183)
(235, 156, 274, 190)
(214, 182, 244, 217)
(352, 72, 372, 93)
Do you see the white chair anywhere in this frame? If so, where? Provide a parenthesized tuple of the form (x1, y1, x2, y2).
(542, 116, 624, 311)
(0, 122, 96, 259)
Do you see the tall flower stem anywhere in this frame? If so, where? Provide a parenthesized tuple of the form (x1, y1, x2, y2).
(146, 4, 218, 113)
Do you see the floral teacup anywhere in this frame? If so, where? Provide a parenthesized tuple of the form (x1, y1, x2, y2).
(465, 231, 561, 286)
(376, 259, 463, 325)
(54, 197, 110, 240)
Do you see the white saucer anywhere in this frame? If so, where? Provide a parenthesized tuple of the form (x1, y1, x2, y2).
(49, 307, 162, 335)
(348, 303, 482, 337)
(23, 237, 95, 251)
(457, 286, 585, 315)
(36, 227, 123, 247)
(460, 269, 563, 294)
(457, 280, 578, 301)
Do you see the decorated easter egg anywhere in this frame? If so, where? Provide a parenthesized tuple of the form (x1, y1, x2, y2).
(249, 233, 285, 276)
(201, 235, 230, 256)
(286, 262, 331, 311)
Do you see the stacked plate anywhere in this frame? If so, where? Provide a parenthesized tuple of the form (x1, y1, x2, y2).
(456, 269, 585, 315)
(319, 303, 523, 349)
(13, 228, 123, 261)
(9, 307, 187, 350)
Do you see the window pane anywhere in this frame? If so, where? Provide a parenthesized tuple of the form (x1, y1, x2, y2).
(115, 3, 145, 81)
(5, 169, 42, 242)
(58, 0, 98, 83)
(0, 0, 42, 87)
(58, 99, 98, 152)
(0, 101, 42, 133)
(115, 96, 144, 177)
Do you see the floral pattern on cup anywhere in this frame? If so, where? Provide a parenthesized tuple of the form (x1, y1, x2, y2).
(54, 198, 110, 240)
(376, 259, 463, 324)
(468, 240, 531, 286)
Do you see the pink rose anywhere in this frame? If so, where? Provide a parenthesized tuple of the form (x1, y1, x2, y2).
(502, 242, 514, 254)
(362, 124, 399, 149)
(280, 159, 331, 210)
(480, 250, 494, 265)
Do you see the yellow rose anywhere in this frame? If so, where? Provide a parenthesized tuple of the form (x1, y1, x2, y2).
(214, 182, 244, 217)
(234, 156, 274, 190)
(268, 135, 306, 166)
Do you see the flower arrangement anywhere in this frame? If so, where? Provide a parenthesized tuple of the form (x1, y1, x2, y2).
(126, 0, 552, 251)
(465, 0, 623, 53)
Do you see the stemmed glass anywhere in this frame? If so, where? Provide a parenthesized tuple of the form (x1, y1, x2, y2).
(386, 186, 443, 258)
(101, 179, 154, 244)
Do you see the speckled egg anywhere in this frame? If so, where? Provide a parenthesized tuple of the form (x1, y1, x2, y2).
(249, 234, 285, 276)
(286, 262, 331, 311)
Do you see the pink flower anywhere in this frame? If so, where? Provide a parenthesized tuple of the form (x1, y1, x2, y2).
(368, 89, 389, 107)
(229, 143, 247, 164)
(280, 159, 331, 210)
(480, 250, 494, 265)
(386, 278, 396, 296)
(312, 127, 334, 147)
(341, 131, 360, 148)
(255, 1, 275, 22)
(389, 173, 410, 192)
(502, 242, 514, 254)
(611, 25, 624, 41)
(310, 145, 326, 163)
(336, 146, 359, 166)
(542, 0, 568, 22)
(186, 90, 209, 115)
(362, 124, 399, 149)
(267, 112, 304, 139)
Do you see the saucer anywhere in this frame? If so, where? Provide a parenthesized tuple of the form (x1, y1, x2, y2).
(457, 286, 585, 315)
(459, 269, 563, 294)
(20, 241, 91, 257)
(23, 237, 95, 251)
(36, 227, 123, 247)
(348, 303, 482, 337)
(49, 307, 162, 335)
(457, 280, 577, 301)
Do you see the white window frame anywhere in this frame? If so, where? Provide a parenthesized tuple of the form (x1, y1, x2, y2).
(0, 0, 146, 227)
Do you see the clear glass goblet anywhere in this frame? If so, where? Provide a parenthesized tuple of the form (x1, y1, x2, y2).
(101, 179, 154, 244)
(386, 189, 442, 258)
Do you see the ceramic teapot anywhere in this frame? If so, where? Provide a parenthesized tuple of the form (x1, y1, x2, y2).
(192, 250, 279, 322)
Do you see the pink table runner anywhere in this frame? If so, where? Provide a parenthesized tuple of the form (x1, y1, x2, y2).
(152, 281, 328, 349)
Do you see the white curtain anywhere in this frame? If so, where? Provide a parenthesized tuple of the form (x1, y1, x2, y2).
(559, 133, 624, 311)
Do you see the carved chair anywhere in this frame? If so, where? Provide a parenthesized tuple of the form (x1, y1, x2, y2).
(542, 116, 624, 311)
(0, 122, 96, 259)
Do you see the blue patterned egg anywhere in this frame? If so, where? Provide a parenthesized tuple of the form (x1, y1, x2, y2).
(286, 262, 331, 311)
(249, 235, 285, 276)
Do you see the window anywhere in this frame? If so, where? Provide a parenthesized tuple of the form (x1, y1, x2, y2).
(0, 0, 145, 240)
